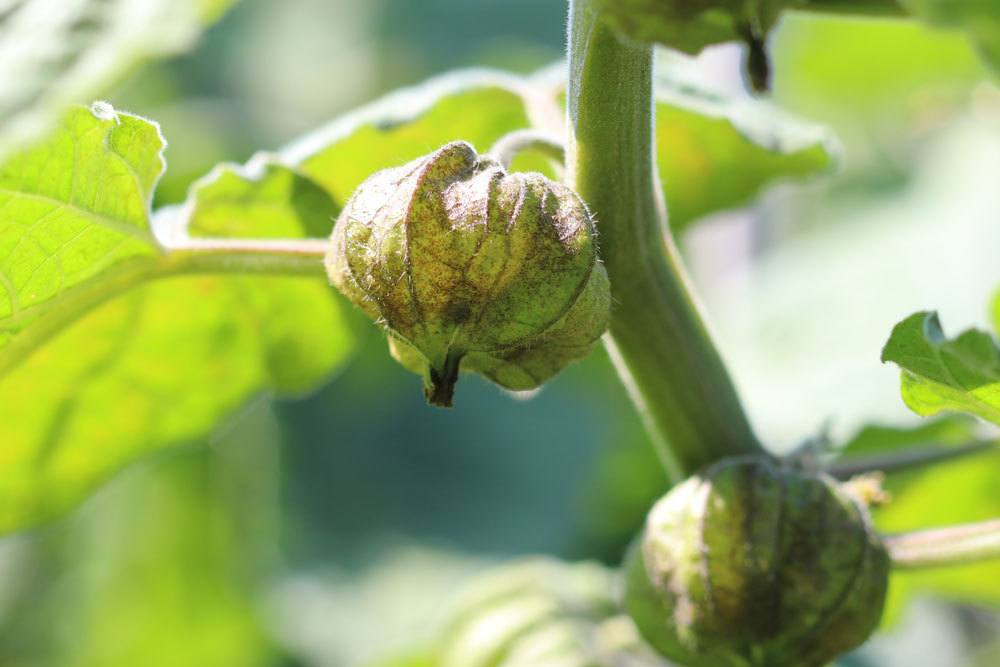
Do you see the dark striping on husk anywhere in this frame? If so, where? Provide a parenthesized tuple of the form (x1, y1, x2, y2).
(625, 455, 890, 667)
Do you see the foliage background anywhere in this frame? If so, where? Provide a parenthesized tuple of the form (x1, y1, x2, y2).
(0, 1, 997, 665)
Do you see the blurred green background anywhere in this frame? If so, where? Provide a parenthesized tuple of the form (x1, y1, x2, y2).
(0, 1, 998, 665)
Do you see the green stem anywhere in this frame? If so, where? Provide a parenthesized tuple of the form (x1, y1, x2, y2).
(885, 519, 1000, 569)
(162, 237, 330, 273)
(566, 0, 763, 480)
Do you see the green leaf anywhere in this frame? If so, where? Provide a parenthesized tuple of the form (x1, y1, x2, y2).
(882, 310, 1000, 425)
(0, 0, 238, 161)
(654, 63, 837, 230)
(902, 0, 1000, 76)
(835, 416, 980, 459)
(186, 158, 337, 240)
(0, 107, 353, 533)
(0, 69, 542, 533)
(282, 64, 835, 234)
(282, 71, 540, 204)
(0, 414, 286, 666)
(0, 105, 165, 352)
(875, 298, 1000, 621)
(773, 12, 987, 124)
(838, 420, 1000, 624)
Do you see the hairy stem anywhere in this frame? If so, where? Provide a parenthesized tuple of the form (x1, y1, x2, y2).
(886, 519, 1000, 569)
(566, 0, 762, 480)
(161, 237, 330, 273)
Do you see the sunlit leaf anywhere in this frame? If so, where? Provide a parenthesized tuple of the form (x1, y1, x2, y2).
(0, 108, 353, 533)
(882, 310, 1000, 426)
(0, 105, 164, 353)
(281, 64, 835, 235)
(0, 0, 238, 161)
(283, 71, 539, 203)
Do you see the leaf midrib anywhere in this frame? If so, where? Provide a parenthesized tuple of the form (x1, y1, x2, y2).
(0, 187, 158, 245)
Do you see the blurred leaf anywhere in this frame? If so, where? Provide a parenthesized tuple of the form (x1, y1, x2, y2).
(773, 12, 986, 123)
(902, 0, 1000, 76)
(882, 310, 1000, 425)
(0, 109, 353, 534)
(434, 558, 672, 667)
(283, 71, 538, 203)
(0, 0, 238, 161)
(839, 420, 1000, 624)
(281, 64, 835, 234)
(0, 419, 284, 667)
(836, 417, 980, 459)
(654, 66, 837, 230)
(69, 452, 278, 667)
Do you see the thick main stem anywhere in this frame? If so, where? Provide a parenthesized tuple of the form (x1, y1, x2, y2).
(566, 1, 762, 480)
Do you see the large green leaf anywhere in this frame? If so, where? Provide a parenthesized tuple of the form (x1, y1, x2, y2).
(654, 62, 836, 230)
(837, 420, 1000, 624)
(882, 309, 1000, 425)
(282, 66, 836, 234)
(282, 70, 540, 202)
(0, 105, 353, 533)
(0, 0, 238, 161)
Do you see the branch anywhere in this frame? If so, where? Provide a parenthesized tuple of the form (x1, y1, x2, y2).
(885, 519, 1000, 569)
(827, 441, 996, 479)
(162, 237, 330, 275)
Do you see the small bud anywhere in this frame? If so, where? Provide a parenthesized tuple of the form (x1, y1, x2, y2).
(624, 456, 890, 667)
(326, 142, 610, 406)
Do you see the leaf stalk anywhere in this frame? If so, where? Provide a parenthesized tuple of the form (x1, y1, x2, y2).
(886, 519, 1000, 569)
